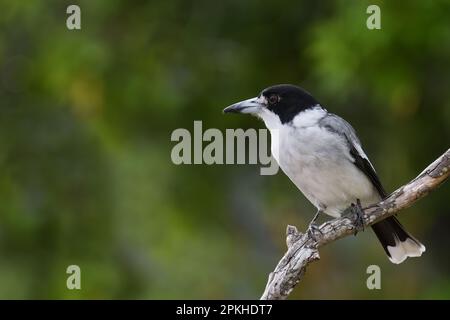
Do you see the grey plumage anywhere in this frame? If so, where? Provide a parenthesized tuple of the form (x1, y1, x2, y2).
(318, 112, 387, 197)
(318, 112, 425, 263)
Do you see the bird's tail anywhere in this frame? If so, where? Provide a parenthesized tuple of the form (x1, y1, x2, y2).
(371, 216, 425, 264)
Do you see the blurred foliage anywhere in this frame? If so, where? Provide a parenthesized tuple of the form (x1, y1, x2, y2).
(0, 0, 449, 299)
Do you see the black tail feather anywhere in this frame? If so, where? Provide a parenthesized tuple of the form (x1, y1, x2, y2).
(371, 216, 425, 264)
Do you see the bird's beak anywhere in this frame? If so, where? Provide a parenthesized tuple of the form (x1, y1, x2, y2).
(223, 97, 265, 114)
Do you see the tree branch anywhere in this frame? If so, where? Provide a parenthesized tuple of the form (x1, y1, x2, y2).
(261, 148, 450, 300)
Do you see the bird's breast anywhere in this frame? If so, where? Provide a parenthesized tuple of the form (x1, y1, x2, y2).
(270, 125, 379, 217)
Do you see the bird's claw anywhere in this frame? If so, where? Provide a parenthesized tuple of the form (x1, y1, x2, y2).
(307, 223, 323, 241)
(351, 199, 365, 235)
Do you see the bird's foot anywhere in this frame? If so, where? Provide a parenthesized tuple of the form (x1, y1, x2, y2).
(351, 199, 365, 235)
(307, 222, 323, 242)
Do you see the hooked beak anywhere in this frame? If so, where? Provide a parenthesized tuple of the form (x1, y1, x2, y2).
(223, 97, 266, 114)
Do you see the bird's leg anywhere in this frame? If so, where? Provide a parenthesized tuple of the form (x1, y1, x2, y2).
(351, 199, 365, 235)
(307, 209, 323, 241)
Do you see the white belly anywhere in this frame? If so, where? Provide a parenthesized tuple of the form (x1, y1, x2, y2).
(271, 125, 380, 218)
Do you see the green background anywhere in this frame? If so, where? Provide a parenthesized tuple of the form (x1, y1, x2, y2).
(0, 0, 449, 299)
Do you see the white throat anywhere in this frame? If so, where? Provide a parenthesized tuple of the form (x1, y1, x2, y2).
(257, 105, 326, 166)
(257, 108, 282, 131)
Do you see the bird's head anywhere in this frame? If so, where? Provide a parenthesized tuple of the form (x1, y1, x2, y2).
(223, 84, 320, 127)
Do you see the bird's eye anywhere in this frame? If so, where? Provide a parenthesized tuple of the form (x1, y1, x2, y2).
(268, 94, 279, 105)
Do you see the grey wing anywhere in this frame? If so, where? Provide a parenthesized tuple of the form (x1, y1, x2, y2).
(319, 113, 387, 198)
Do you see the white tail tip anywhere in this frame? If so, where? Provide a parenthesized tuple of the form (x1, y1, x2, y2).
(387, 238, 426, 264)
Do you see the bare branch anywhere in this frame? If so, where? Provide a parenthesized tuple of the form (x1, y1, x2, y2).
(261, 148, 450, 300)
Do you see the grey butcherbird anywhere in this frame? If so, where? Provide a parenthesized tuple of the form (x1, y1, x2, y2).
(224, 84, 425, 264)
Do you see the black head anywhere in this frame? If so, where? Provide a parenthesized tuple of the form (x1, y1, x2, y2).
(260, 84, 319, 123)
(224, 84, 320, 124)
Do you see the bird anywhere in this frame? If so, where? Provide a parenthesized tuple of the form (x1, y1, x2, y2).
(223, 84, 425, 264)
